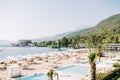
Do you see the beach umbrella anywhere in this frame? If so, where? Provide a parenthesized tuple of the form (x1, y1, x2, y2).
(96, 63, 112, 68)
(48, 52, 55, 57)
(17, 55, 22, 59)
(56, 51, 61, 54)
(112, 57, 120, 61)
(64, 52, 69, 55)
(2, 57, 12, 63)
(33, 53, 41, 57)
(27, 54, 32, 57)
(96, 63, 113, 72)
(41, 53, 47, 57)
(103, 60, 117, 64)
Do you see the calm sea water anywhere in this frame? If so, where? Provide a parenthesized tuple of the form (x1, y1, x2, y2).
(0, 47, 59, 59)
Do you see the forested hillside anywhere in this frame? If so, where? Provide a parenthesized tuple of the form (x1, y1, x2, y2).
(34, 14, 120, 48)
(67, 14, 120, 37)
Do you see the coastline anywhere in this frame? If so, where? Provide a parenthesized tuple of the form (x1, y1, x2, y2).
(0, 48, 90, 79)
(0, 48, 117, 80)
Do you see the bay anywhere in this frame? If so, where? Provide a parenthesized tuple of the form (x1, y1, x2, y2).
(0, 47, 58, 59)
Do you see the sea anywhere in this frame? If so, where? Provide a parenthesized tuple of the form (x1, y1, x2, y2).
(0, 47, 74, 60)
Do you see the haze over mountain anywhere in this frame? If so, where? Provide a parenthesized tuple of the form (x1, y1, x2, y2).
(32, 26, 92, 42)
(32, 32, 71, 42)
(67, 13, 120, 37)
(32, 13, 120, 42)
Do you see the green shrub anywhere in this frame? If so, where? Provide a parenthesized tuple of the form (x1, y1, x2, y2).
(113, 63, 120, 67)
(96, 73, 109, 80)
(96, 68, 120, 80)
(117, 59, 120, 62)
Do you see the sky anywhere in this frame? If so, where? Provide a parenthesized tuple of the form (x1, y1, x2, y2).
(0, 0, 120, 41)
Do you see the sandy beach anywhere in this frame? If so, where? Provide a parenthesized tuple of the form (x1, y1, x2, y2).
(0, 49, 90, 78)
(0, 48, 115, 80)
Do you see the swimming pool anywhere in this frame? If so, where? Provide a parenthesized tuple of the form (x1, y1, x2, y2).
(57, 65, 89, 74)
(16, 65, 89, 80)
(81, 61, 101, 64)
(16, 73, 48, 80)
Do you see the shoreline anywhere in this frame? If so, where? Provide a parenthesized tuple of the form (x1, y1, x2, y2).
(0, 47, 75, 60)
(0, 48, 118, 80)
(0, 48, 90, 78)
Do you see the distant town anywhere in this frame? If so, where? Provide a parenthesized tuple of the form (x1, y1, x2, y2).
(12, 40, 35, 47)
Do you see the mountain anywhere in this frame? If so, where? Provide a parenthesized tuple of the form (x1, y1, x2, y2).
(67, 27, 94, 37)
(32, 13, 120, 42)
(0, 40, 12, 46)
(32, 27, 91, 42)
(95, 14, 120, 29)
(67, 13, 120, 37)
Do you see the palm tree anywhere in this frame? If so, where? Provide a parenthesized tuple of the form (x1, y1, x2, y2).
(47, 69, 59, 80)
(88, 53, 96, 80)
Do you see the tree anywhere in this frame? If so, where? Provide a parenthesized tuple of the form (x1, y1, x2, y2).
(88, 53, 96, 80)
(96, 44, 103, 61)
(87, 35, 94, 53)
(58, 40, 61, 51)
(71, 37, 77, 48)
(60, 37, 67, 47)
(47, 69, 59, 80)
